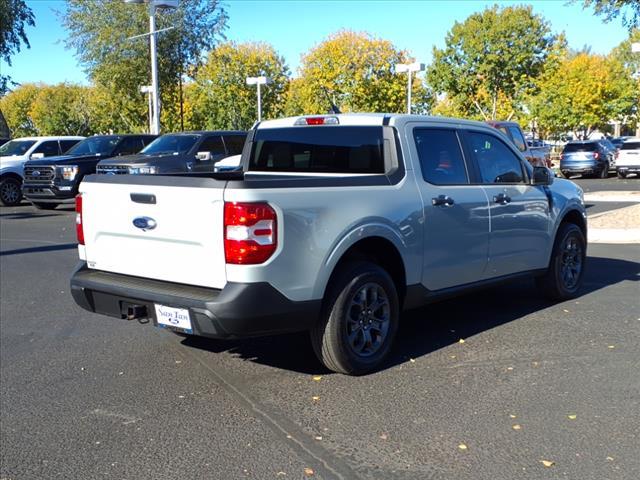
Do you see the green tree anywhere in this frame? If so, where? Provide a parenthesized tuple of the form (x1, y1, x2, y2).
(0, 0, 35, 94)
(61, 0, 227, 132)
(291, 30, 431, 115)
(189, 41, 289, 130)
(29, 83, 95, 136)
(529, 53, 637, 138)
(577, 0, 640, 30)
(0, 82, 39, 136)
(427, 5, 560, 121)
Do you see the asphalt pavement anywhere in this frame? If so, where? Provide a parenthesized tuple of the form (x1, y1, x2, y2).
(1, 179, 639, 480)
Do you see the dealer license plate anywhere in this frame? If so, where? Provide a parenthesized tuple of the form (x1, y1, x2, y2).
(154, 304, 193, 333)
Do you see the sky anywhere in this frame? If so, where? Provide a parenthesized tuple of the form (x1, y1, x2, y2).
(1, 0, 632, 86)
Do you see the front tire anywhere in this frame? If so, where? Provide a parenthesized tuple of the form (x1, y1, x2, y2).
(0, 177, 22, 206)
(536, 223, 586, 301)
(617, 171, 626, 179)
(311, 262, 399, 375)
(31, 202, 58, 210)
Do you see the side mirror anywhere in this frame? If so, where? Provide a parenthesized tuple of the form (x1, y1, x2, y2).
(196, 151, 212, 161)
(30, 153, 45, 160)
(532, 166, 553, 186)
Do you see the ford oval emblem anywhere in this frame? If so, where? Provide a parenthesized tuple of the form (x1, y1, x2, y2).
(32, 170, 41, 176)
(132, 216, 157, 231)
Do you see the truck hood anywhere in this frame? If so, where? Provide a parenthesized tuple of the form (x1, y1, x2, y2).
(25, 153, 106, 166)
(0, 155, 28, 169)
(97, 152, 181, 167)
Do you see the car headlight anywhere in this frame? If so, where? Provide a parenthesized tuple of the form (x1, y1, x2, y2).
(128, 166, 158, 175)
(58, 165, 79, 180)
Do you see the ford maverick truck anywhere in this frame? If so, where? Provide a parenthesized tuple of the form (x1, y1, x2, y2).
(70, 114, 587, 375)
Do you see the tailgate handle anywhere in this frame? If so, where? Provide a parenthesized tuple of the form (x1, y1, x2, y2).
(130, 193, 156, 204)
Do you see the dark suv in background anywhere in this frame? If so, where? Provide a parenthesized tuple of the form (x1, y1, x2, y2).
(23, 134, 156, 209)
(559, 140, 614, 178)
(95, 131, 247, 175)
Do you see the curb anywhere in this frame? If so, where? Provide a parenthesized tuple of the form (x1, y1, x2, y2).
(588, 228, 640, 244)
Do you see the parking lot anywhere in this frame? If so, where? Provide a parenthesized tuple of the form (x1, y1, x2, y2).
(1, 177, 638, 480)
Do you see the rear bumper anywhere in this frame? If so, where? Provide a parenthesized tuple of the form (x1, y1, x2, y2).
(617, 166, 640, 173)
(70, 263, 319, 339)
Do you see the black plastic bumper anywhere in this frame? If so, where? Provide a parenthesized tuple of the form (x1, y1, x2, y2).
(70, 263, 319, 339)
(23, 182, 76, 203)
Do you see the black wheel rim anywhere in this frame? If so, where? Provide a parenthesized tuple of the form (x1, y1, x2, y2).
(0, 181, 19, 204)
(560, 235, 583, 290)
(345, 282, 390, 358)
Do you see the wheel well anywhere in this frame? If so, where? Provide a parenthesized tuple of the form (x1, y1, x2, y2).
(561, 209, 587, 239)
(328, 237, 407, 303)
(1, 172, 22, 183)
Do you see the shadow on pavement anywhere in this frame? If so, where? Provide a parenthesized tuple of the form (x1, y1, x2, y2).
(182, 254, 639, 375)
(0, 212, 60, 220)
(0, 243, 78, 256)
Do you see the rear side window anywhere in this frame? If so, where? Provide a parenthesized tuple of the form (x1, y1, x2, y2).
(413, 129, 468, 185)
(117, 137, 144, 155)
(507, 127, 527, 152)
(249, 127, 384, 173)
(563, 143, 597, 153)
(468, 132, 525, 184)
(223, 135, 246, 155)
(60, 140, 81, 153)
(621, 141, 640, 150)
(199, 135, 225, 155)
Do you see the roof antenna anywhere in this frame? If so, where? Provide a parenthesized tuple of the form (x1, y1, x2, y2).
(322, 87, 341, 114)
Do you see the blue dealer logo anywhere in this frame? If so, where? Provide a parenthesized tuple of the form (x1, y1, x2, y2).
(132, 216, 157, 231)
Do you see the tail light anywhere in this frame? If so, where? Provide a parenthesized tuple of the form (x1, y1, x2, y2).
(224, 202, 277, 264)
(559, 154, 564, 160)
(75, 194, 84, 245)
(294, 116, 339, 126)
(594, 152, 600, 159)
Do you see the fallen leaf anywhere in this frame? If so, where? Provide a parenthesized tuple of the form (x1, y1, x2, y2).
(458, 443, 468, 451)
(568, 414, 577, 420)
(512, 424, 522, 430)
(458, 339, 466, 344)
(175, 360, 182, 364)
(409, 358, 416, 363)
(540, 460, 555, 467)
(563, 309, 570, 313)
(311, 396, 320, 401)
(276, 472, 287, 477)
(379, 433, 388, 440)
(118, 372, 124, 375)
(509, 414, 517, 419)
(314, 436, 322, 441)
(507, 367, 514, 371)
(606, 456, 614, 461)
(304, 467, 314, 477)
(608, 345, 615, 349)
(450, 355, 456, 359)
(312, 376, 322, 381)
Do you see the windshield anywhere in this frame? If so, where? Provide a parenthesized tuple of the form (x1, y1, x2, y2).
(563, 143, 597, 153)
(0, 140, 36, 156)
(67, 136, 121, 156)
(621, 141, 640, 150)
(249, 127, 385, 173)
(141, 134, 199, 155)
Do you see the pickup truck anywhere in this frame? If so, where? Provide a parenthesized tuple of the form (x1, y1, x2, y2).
(95, 131, 246, 175)
(71, 114, 587, 375)
(23, 134, 156, 209)
(486, 121, 550, 168)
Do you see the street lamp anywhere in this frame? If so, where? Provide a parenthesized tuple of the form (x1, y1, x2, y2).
(125, 0, 178, 134)
(395, 62, 425, 114)
(246, 76, 272, 122)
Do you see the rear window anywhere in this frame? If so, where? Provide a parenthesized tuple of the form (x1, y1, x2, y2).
(563, 143, 597, 153)
(621, 142, 640, 150)
(249, 127, 385, 173)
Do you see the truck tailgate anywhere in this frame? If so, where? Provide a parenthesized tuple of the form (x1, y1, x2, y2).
(80, 175, 227, 289)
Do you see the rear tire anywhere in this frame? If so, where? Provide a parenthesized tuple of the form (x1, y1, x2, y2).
(310, 261, 399, 375)
(31, 202, 58, 210)
(599, 163, 609, 179)
(536, 223, 586, 301)
(0, 177, 22, 206)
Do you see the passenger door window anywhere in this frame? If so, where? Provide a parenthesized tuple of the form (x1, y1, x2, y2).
(507, 127, 527, 152)
(199, 136, 225, 155)
(223, 135, 246, 155)
(413, 129, 468, 185)
(33, 140, 61, 157)
(116, 137, 144, 155)
(467, 132, 525, 184)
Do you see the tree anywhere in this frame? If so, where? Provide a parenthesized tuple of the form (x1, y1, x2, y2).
(529, 53, 637, 138)
(29, 83, 95, 136)
(427, 5, 559, 121)
(577, 0, 640, 30)
(61, 0, 227, 132)
(291, 30, 431, 115)
(189, 42, 289, 130)
(0, 0, 35, 95)
(0, 82, 39, 136)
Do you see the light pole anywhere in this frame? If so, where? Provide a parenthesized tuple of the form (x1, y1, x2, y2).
(125, 0, 178, 134)
(140, 85, 153, 133)
(246, 76, 272, 122)
(395, 62, 425, 114)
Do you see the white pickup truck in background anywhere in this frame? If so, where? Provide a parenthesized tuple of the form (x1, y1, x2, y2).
(71, 114, 587, 375)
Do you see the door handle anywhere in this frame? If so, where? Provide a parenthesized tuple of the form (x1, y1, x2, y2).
(493, 193, 511, 205)
(432, 195, 455, 207)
